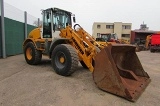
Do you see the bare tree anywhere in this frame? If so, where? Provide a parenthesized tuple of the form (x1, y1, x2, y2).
(33, 20, 42, 27)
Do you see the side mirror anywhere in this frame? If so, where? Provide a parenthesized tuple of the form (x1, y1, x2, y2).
(73, 17, 76, 23)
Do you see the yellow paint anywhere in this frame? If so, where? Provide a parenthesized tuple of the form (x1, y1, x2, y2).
(28, 28, 41, 39)
(59, 57, 65, 63)
(26, 47, 32, 60)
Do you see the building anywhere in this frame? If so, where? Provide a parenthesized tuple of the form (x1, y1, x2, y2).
(131, 24, 159, 43)
(92, 22, 132, 41)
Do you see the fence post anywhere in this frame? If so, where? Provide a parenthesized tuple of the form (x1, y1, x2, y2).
(1, 0, 6, 58)
(24, 11, 27, 39)
(38, 18, 40, 27)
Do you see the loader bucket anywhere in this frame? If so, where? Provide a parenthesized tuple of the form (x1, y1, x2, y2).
(93, 44, 151, 101)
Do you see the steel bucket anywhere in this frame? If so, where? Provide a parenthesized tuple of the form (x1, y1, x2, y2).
(93, 44, 151, 101)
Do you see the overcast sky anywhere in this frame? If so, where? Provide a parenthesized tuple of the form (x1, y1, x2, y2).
(4, 0, 160, 34)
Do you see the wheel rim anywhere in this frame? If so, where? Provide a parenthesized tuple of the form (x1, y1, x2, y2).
(26, 47, 32, 60)
(59, 57, 65, 63)
(55, 51, 66, 69)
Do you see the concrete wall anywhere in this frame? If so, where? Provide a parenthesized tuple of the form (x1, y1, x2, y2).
(92, 22, 114, 38)
(114, 22, 122, 38)
(122, 23, 132, 34)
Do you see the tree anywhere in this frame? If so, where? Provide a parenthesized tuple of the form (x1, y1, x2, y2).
(33, 20, 42, 27)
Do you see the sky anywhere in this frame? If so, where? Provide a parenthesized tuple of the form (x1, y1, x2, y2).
(4, 0, 160, 34)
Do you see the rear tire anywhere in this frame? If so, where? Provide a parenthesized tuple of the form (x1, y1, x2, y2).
(51, 44, 78, 76)
(24, 42, 42, 65)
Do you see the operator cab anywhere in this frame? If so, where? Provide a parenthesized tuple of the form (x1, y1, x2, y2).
(41, 8, 76, 39)
(108, 33, 118, 41)
(96, 33, 119, 42)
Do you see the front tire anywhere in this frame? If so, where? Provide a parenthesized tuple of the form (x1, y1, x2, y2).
(24, 42, 42, 65)
(51, 44, 78, 76)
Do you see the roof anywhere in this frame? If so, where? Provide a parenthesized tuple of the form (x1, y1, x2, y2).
(132, 29, 160, 34)
(43, 7, 72, 14)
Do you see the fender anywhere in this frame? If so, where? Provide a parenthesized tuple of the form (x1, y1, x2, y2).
(49, 38, 70, 58)
(23, 38, 37, 49)
(23, 38, 44, 51)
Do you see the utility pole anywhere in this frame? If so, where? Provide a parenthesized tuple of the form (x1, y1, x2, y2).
(1, 0, 6, 58)
(24, 11, 27, 39)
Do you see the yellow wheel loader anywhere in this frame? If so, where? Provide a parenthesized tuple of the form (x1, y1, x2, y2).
(23, 8, 150, 101)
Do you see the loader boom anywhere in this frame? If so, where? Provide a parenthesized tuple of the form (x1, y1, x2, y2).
(59, 25, 97, 71)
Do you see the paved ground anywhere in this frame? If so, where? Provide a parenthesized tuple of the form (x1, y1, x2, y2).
(0, 51, 160, 106)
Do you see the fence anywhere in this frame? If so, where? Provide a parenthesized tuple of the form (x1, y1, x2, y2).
(0, 1, 40, 58)
(0, 15, 2, 57)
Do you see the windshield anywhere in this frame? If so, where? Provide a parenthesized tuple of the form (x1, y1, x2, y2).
(99, 33, 118, 42)
(101, 34, 109, 41)
(108, 33, 118, 40)
(53, 10, 71, 30)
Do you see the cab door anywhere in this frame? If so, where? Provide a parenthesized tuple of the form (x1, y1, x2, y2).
(42, 9, 53, 38)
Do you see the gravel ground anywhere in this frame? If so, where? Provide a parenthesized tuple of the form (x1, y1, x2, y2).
(0, 51, 160, 106)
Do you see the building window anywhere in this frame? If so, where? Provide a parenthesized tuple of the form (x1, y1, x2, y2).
(122, 34, 130, 38)
(97, 33, 100, 37)
(122, 25, 131, 29)
(97, 25, 101, 29)
(106, 25, 114, 29)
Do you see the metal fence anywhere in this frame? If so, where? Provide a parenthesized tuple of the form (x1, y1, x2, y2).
(0, 0, 40, 58)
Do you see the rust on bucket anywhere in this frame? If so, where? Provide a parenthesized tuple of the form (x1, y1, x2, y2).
(93, 44, 151, 101)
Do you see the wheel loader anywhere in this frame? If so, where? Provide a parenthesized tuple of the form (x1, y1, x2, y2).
(23, 7, 151, 102)
(95, 33, 120, 47)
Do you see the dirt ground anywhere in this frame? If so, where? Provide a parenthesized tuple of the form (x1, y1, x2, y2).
(0, 51, 160, 106)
